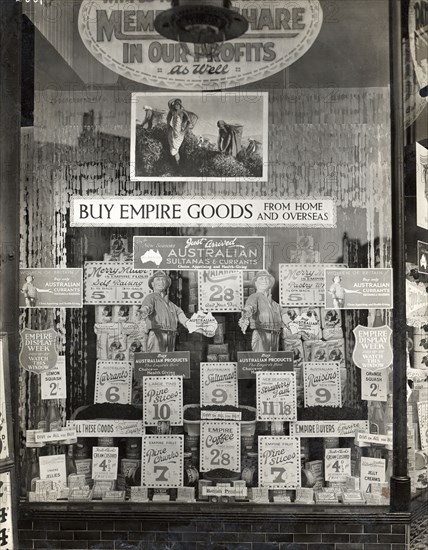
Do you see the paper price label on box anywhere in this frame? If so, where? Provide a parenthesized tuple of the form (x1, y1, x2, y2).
(39, 454, 67, 486)
(92, 447, 119, 481)
(198, 270, 243, 313)
(41, 356, 67, 400)
(325, 448, 351, 482)
(201, 362, 238, 407)
(94, 361, 132, 405)
(143, 376, 183, 426)
(361, 370, 388, 402)
(256, 371, 297, 421)
(200, 421, 240, 473)
(360, 457, 385, 493)
(142, 435, 183, 488)
(303, 362, 342, 408)
(258, 437, 301, 489)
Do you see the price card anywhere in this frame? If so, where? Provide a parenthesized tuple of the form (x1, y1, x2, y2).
(360, 457, 386, 493)
(200, 421, 240, 473)
(256, 372, 297, 421)
(141, 435, 183, 488)
(94, 361, 133, 405)
(41, 356, 67, 400)
(258, 437, 301, 489)
(92, 447, 119, 481)
(198, 270, 243, 312)
(39, 454, 67, 486)
(361, 370, 388, 402)
(84, 262, 152, 305)
(0, 472, 15, 549)
(143, 376, 183, 426)
(280, 264, 346, 307)
(324, 448, 351, 482)
(303, 362, 342, 408)
(200, 362, 238, 407)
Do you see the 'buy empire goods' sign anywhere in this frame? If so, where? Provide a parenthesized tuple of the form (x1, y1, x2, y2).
(78, 0, 323, 90)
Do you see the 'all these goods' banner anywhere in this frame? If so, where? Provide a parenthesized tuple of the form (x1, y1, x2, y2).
(78, 0, 323, 90)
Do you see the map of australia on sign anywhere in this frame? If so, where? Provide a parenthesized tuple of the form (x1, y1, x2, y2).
(140, 249, 163, 267)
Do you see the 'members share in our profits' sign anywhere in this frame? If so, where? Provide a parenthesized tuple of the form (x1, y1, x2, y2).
(78, 0, 323, 90)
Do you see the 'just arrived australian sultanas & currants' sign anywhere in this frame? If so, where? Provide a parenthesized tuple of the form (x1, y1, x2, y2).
(78, 0, 323, 90)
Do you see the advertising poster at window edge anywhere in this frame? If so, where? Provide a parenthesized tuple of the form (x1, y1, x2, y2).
(19, 269, 83, 308)
(417, 240, 428, 274)
(416, 143, 428, 230)
(78, 0, 323, 91)
(324, 268, 393, 310)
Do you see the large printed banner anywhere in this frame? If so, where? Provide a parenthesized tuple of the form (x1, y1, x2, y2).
(84, 262, 152, 305)
(142, 435, 183, 488)
(78, 0, 323, 91)
(134, 236, 264, 270)
(200, 362, 238, 407)
(200, 421, 240, 473)
(258, 437, 301, 489)
(198, 270, 243, 312)
(71, 197, 337, 228)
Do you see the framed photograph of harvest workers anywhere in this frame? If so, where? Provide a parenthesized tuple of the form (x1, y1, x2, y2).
(130, 92, 268, 182)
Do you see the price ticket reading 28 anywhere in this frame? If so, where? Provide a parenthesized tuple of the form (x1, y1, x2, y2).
(198, 270, 243, 313)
